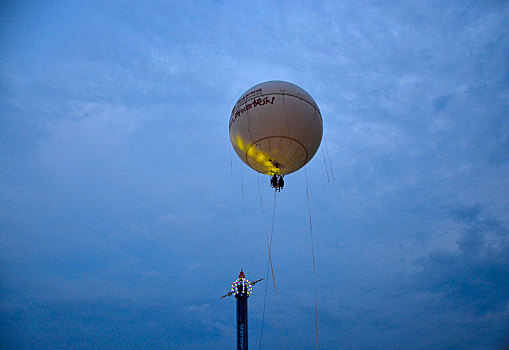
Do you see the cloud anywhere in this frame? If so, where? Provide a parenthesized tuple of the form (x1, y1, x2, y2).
(433, 95, 453, 114)
(412, 205, 509, 315)
(1, 1, 509, 349)
(185, 303, 234, 339)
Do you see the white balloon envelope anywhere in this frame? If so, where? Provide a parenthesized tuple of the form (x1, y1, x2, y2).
(229, 81, 323, 176)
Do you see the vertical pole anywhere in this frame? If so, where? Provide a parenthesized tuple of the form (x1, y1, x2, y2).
(236, 294, 248, 350)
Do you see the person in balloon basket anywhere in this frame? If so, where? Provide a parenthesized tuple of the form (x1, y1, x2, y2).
(271, 175, 278, 189)
(271, 175, 284, 191)
(277, 176, 284, 191)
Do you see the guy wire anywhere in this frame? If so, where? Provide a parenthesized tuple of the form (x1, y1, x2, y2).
(305, 168, 318, 350)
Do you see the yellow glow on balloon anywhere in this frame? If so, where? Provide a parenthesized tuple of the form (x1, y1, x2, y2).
(234, 134, 280, 175)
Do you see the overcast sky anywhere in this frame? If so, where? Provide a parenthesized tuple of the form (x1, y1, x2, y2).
(1, 1, 509, 349)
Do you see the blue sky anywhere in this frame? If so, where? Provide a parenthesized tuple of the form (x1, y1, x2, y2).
(1, 1, 508, 349)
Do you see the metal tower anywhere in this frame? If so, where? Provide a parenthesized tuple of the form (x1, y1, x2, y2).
(221, 270, 263, 350)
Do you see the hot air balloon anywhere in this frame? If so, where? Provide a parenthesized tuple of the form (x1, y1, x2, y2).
(229, 81, 323, 189)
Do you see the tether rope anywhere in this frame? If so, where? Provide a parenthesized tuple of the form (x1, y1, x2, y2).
(259, 190, 277, 350)
(240, 163, 244, 199)
(321, 146, 330, 183)
(257, 175, 284, 349)
(323, 139, 335, 181)
(229, 146, 233, 177)
(305, 168, 318, 350)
